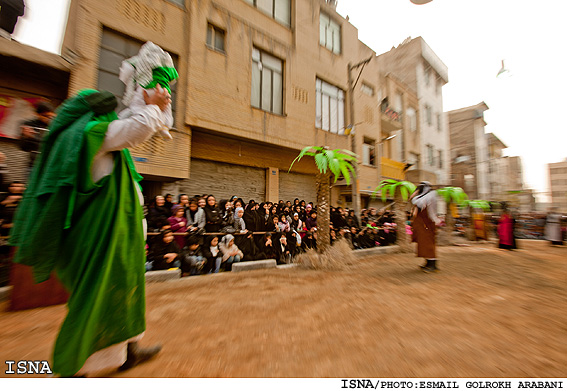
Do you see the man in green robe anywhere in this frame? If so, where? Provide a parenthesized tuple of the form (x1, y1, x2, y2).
(9, 85, 173, 377)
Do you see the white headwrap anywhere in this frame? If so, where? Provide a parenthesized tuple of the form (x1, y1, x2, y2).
(119, 41, 176, 107)
(411, 181, 439, 224)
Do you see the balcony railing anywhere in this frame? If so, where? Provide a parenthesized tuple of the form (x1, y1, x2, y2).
(380, 103, 401, 122)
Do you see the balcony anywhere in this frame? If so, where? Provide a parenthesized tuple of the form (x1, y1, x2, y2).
(381, 157, 405, 181)
(380, 103, 402, 133)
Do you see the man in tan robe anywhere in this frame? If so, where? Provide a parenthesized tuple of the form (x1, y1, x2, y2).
(410, 181, 441, 273)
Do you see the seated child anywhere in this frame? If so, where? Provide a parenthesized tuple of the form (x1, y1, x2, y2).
(202, 235, 223, 274)
(219, 234, 243, 271)
(147, 229, 181, 271)
(180, 236, 205, 276)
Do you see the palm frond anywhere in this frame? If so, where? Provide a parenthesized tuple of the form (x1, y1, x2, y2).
(399, 185, 409, 201)
(338, 161, 352, 185)
(314, 153, 328, 174)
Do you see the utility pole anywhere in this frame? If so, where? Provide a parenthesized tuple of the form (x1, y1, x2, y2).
(348, 55, 373, 217)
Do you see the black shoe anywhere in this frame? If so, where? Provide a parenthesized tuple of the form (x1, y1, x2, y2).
(419, 259, 432, 270)
(119, 342, 162, 371)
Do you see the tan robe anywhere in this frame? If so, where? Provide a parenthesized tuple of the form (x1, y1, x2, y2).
(412, 206, 436, 258)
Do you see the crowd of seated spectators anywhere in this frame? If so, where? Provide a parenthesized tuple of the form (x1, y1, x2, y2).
(144, 194, 400, 276)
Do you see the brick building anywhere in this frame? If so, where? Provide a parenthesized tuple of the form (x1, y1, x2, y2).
(60, 0, 406, 207)
(548, 159, 567, 213)
(3, 0, 425, 208)
(376, 36, 450, 187)
(447, 102, 490, 200)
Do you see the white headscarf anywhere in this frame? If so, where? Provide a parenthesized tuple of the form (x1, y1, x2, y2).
(411, 181, 439, 224)
(119, 41, 176, 107)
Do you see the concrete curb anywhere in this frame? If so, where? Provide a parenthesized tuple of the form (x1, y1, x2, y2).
(276, 264, 299, 270)
(145, 269, 181, 282)
(353, 245, 400, 258)
(232, 259, 277, 273)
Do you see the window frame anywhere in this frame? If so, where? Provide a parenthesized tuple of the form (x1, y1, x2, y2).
(362, 138, 376, 166)
(251, 47, 284, 115)
(244, 0, 291, 26)
(206, 23, 226, 53)
(319, 12, 341, 55)
(315, 78, 345, 134)
(425, 104, 432, 126)
(407, 107, 417, 132)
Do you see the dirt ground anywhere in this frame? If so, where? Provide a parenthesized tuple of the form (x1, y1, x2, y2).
(0, 240, 565, 378)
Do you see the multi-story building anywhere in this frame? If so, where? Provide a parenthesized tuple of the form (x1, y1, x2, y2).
(376, 36, 450, 187)
(377, 72, 420, 181)
(60, 0, 400, 208)
(549, 159, 567, 212)
(486, 132, 508, 201)
(447, 102, 490, 200)
(3, 1, 426, 210)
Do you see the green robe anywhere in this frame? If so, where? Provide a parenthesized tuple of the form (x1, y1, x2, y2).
(10, 92, 146, 376)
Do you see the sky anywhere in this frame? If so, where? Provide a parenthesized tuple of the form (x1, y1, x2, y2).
(335, 0, 567, 203)
(11, 0, 567, 202)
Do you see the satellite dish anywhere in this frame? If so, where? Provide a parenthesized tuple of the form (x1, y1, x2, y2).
(410, 0, 434, 4)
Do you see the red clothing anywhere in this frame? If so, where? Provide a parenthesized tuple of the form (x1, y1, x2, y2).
(497, 214, 515, 248)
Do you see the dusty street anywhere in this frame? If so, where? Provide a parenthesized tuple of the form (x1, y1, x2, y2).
(0, 240, 565, 378)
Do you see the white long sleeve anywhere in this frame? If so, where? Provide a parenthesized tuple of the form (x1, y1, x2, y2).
(91, 104, 165, 183)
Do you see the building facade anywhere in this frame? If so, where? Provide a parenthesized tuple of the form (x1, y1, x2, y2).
(4, 1, 442, 209)
(447, 102, 490, 200)
(59, 0, 396, 206)
(486, 132, 508, 201)
(376, 36, 450, 187)
(549, 159, 567, 212)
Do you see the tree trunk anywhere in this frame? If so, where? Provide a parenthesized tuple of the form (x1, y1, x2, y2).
(316, 171, 331, 253)
(394, 192, 413, 253)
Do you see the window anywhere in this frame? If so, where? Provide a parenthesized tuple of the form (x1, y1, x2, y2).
(206, 23, 225, 52)
(437, 113, 441, 131)
(244, 0, 291, 26)
(407, 107, 417, 132)
(361, 83, 374, 97)
(316, 78, 345, 134)
(362, 138, 376, 166)
(425, 105, 432, 126)
(424, 66, 430, 86)
(98, 29, 178, 121)
(251, 48, 283, 115)
(319, 12, 341, 54)
(393, 92, 403, 113)
(427, 144, 434, 166)
(409, 152, 419, 169)
(438, 149, 443, 169)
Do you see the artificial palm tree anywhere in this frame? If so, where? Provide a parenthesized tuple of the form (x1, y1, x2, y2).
(373, 179, 417, 253)
(437, 186, 468, 245)
(289, 146, 357, 253)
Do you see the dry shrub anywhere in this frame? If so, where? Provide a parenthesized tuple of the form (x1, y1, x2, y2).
(295, 238, 357, 270)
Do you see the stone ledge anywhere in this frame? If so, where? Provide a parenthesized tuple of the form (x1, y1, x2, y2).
(231, 259, 277, 273)
(0, 286, 13, 302)
(354, 245, 400, 258)
(145, 269, 181, 282)
(276, 264, 299, 269)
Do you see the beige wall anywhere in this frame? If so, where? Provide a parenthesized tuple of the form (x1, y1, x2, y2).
(61, 0, 190, 180)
